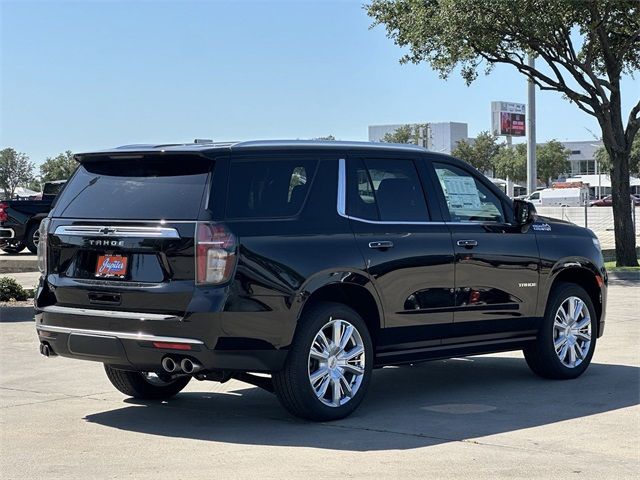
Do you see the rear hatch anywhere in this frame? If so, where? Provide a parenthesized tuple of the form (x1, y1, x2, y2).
(43, 153, 213, 315)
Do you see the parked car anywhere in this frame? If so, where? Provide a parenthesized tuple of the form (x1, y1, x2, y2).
(589, 194, 640, 207)
(35, 140, 607, 421)
(523, 185, 589, 207)
(0, 180, 67, 254)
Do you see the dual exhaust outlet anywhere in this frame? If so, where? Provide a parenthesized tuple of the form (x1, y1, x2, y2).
(161, 356, 202, 375)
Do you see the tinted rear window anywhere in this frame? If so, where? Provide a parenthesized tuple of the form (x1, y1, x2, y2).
(53, 156, 211, 220)
(226, 158, 317, 219)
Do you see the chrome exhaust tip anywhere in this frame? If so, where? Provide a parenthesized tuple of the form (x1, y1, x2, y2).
(180, 358, 202, 374)
(161, 356, 178, 373)
(39, 343, 52, 357)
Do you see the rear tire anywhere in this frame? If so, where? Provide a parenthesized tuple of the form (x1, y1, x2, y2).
(524, 283, 597, 379)
(273, 302, 373, 421)
(104, 365, 191, 400)
(25, 223, 40, 254)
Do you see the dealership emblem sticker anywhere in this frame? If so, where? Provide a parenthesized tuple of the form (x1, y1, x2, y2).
(532, 223, 552, 232)
(95, 255, 128, 278)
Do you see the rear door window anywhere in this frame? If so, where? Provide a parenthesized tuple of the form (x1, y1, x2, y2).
(53, 156, 212, 220)
(346, 158, 430, 222)
(226, 158, 317, 219)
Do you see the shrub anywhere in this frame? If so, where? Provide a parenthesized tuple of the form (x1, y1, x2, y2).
(0, 277, 29, 302)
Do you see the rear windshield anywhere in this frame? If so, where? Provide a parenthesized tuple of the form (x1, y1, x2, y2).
(53, 156, 211, 220)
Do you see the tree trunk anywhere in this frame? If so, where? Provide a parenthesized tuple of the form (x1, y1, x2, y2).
(610, 150, 638, 266)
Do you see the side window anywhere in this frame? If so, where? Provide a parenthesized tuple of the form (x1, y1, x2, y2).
(433, 163, 505, 223)
(226, 158, 317, 218)
(346, 158, 429, 222)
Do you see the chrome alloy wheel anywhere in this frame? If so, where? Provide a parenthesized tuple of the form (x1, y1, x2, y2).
(553, 296, 592, 368)
(33, 228, 40, 246)
(307, 318, 366, 407)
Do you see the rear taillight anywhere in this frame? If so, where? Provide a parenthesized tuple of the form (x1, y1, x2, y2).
(0, 203, 7, 222)
(195, 223, 237, 285)
(37, 218, 50, 274)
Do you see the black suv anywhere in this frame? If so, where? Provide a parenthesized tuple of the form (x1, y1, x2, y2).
(35, 140, 607, 421)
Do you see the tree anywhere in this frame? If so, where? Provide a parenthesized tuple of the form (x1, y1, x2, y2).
(367, 0, 640, 265)
(452, 131, 503, 173)
(40, 150, 77, 182)
(381, 124, 428, 146)
(0, 148, 34, 199)
(537, 140, 571, 185)
(312, 135, 336, 141)
(493, 143, 527, 182)
(595, 135, 640, 176)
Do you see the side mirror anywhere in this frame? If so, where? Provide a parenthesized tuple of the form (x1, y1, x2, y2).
(513, 198, 536, 227)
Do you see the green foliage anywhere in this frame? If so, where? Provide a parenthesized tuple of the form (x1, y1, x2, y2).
(595, 136, 640, 176)
(537, 140, 571, 184)
(367, 0, 639, 264)
(381, 124, 428, 146)
(0, 148, 34, 199)
(40, 151, 77, 182)
(452, 131, 503, 173)
(366, 1, 639, 84)
(0, 277, 29, 302)
(493, 143, 527, 182)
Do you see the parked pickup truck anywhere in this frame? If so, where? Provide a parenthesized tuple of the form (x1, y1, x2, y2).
(0, 180, 67, 254)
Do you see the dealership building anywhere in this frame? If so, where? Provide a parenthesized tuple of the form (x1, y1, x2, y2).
(367, 121, 604, 177)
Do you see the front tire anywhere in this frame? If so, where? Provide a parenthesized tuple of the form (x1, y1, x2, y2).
(524, 283, 597, 379)
(104, 365, 191, 400)
(273, 302, 373, 421)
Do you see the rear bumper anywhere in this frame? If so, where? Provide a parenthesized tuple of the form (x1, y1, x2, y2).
(35, 307, 288, 373)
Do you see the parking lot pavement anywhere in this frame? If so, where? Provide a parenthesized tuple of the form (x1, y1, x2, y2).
(1, 284, 638, 480)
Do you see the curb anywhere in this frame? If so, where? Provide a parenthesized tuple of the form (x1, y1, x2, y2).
(607, 271, 640, 283)
(0, 259, 38, 274)
(0, 306, 35, 322)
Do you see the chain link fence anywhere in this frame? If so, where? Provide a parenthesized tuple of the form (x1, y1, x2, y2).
(536, 205, 640, 250)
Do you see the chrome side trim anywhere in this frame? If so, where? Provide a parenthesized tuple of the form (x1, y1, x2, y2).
(54, 225, 180, 238)
(336, 158, 505, 227)
(337, 158, 347, 216)
(39, 305, 181, 321)
(0, 227, 16, 239)
(36, 324, 203, 345)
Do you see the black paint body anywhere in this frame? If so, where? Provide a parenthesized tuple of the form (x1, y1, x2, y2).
(35, 142, 607, 373)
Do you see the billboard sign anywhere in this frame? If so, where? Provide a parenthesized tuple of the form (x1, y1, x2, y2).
(492, 101, 526, 137)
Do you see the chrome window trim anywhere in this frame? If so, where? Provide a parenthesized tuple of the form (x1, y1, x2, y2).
(337, 158, 447, 226)
(38, 305, 181, 321)
(36, 324, 203, 344)
(54, 225, 181, 238)
(337, 158, 508, 227)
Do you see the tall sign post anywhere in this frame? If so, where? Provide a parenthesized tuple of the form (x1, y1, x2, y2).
(526, 54, 537, 196)
(492, 101, 526, 197)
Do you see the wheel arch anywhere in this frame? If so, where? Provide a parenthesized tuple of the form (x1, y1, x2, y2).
(292, 271, 383, 348)
(542, 260, 604, 326)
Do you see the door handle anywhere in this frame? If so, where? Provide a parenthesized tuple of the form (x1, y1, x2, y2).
(369, 241, 394, 250)
(456, 239, 478, 248)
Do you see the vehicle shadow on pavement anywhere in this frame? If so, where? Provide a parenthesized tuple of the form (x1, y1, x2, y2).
(84, 356, 639, 451)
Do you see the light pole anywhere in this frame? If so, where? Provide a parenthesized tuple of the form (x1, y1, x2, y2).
(527, 54, 537, 195)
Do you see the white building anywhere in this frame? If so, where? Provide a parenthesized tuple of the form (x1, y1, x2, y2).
(368, 122, 469, 154)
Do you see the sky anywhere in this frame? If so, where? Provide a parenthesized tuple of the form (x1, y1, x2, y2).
(1, 0, 639, 165)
